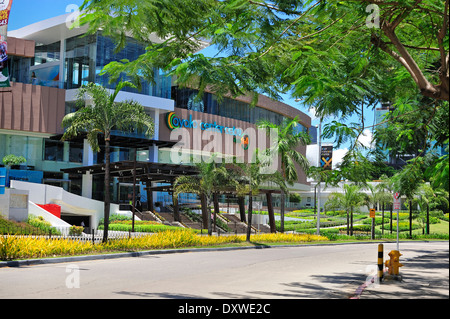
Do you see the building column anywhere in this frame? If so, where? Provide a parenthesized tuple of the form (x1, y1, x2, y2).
(82, 139, 94, 199)
(82, 171, 93, 199)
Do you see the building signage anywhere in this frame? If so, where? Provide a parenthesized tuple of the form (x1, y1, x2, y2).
(165, 112, 250, 150)
(320, 145, 333, 170)
(0, 0, 13, 88)
(166, 112, 245, 137)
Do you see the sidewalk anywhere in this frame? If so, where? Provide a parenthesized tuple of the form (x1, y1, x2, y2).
(358, 249, 449, 299)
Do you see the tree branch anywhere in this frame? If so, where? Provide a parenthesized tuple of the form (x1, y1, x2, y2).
(437, 0, 449, 93)
(378, 20, 441, 97)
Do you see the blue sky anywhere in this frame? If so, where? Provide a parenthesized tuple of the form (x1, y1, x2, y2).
(8, 0, 85, 31)
(8, 0, 376, 166)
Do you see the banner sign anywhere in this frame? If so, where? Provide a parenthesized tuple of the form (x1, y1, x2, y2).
(0, 0, 13, 88)
(320, 145, 333, 170)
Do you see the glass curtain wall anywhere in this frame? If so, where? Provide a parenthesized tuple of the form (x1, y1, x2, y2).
(65, 34, 97, 89)
(95, 33, 171, 98)
(172, 87, 297, 128)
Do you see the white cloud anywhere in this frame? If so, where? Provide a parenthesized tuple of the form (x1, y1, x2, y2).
(332, 148, 348, 170)
(358, 129, 375, 149)
(308, 107, 319, 122)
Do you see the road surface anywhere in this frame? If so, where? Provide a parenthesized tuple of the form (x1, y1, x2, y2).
(0, 241, 448, 299)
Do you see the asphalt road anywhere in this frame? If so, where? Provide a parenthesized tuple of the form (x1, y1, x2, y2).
(0, 241, 448, 300)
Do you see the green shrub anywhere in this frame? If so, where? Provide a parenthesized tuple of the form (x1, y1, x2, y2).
(381, 222, 420, 232)
(98, 214, 131, 226)
(99, 223, 199, 233)
(27, 215, 61, 235)
(69, 225, 84, 236)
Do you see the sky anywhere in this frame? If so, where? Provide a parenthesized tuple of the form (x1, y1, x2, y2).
(8, 0, 377, 168)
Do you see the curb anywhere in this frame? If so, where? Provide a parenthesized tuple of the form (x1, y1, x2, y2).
(2, 240, 447, 269)
(0, 244, 277, 268)
(0, 241, 380, 268)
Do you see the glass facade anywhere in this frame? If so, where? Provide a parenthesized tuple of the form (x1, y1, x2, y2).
(172, 87, 304, 128)
(65, 34, 97, 89)
(0, 133, 84, 195)
(10, 32, 171, 98)
(34, 41, 61, 65)
(95, 34, 171, 98)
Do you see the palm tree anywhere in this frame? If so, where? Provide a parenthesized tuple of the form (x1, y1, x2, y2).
(232, 150, 287, 241)
(173, 155, 231, 235)
(61, 82, 154, 243)
(416, 183, 449, 234)
(329, 184, 366, 236)
(258, 116, 311, 232)
(375, 176, 395, 235)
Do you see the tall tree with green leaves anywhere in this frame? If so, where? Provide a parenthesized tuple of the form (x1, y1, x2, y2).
(376, 175, 395, 234)
(78, 0, 448, 194)
(258, 116, 310, 232)
(329, 184, 366, 236)
(232, 150, 287, 241)
(173, 155, 231, 235)
(61, 82, 154, 243)
(79, 0, 448, 102)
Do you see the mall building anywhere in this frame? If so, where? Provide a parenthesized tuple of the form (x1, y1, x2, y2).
(0, 13, 312, 229)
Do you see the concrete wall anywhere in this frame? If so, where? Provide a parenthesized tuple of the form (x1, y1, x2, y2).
(10, 180, 122, 229)
(0, 188, 29, 222)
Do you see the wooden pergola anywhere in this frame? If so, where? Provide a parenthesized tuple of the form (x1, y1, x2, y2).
(59, 133, 280, 232)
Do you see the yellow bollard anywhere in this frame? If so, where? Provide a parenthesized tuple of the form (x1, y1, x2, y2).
(378, 244, 384, 282)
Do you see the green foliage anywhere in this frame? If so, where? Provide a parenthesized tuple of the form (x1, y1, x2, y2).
(69, 225, 84, 236)
(98, 214, 132, 226)
(27, 215, 61, 235)
(2, 154, 26, 167)
(61, 82, 155, 152)
(78, 0, 449, 192)
(1, 215, 59, 236)
(98, 223, 198, 234)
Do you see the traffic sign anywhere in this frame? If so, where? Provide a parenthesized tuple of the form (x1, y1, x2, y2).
(393, 192, 401, 210)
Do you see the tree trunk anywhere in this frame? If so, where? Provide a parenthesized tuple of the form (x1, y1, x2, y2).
(173, 193, 180, 222)
(213, 192, 220, 232)
(238, 196, 246, 222)
(102, 138, 111, 244)
(390, 204, 393, 234)
(280, 191, 286, 233)
(266, 192, 276, 233)
(350, 207, 354, 236)
(200, 193, 208, 231)
(346, 210, 350, 235)
(246, 192, 253, 242)
(207, 198, 213, 236)
(409, 200, 413, 239)
(426, 203, 430, 235)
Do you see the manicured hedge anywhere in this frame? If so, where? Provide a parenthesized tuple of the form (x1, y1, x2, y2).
(98, 223, 199, 233)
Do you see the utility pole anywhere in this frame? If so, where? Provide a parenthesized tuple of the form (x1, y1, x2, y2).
(316, 121, 322, 236)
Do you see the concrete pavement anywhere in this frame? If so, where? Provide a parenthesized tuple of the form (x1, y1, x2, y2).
(356, 243, 449, 299)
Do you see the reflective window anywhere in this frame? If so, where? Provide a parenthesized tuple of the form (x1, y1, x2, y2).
(44, 139, 64, 162)
(69, 142, 83, 163)
(34, 42, 61, 65)
(171, 87, 304, 128)
(65, 34, 97, 89)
